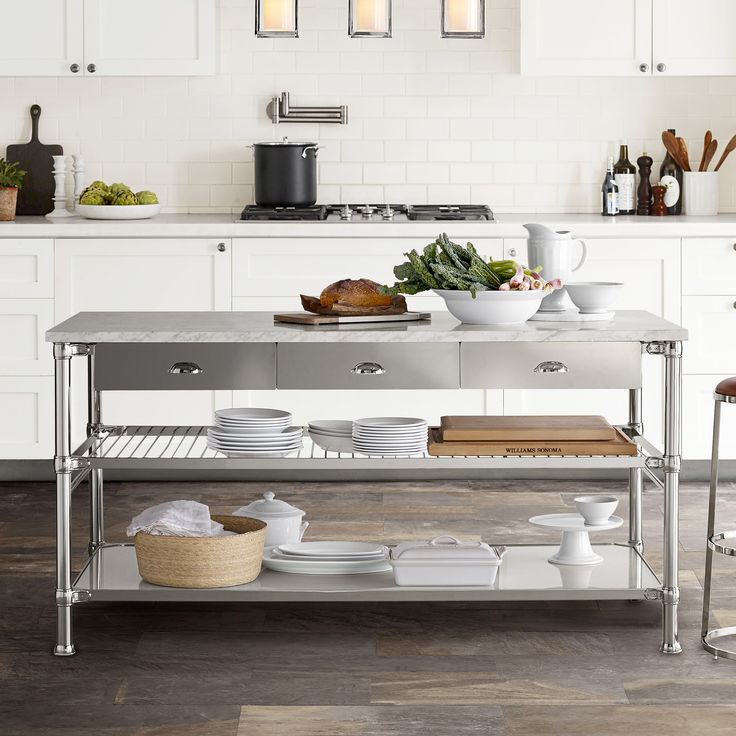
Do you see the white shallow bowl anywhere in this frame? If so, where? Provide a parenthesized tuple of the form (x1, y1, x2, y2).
(566, 282, 623, 315)
(279, 541, 385, 557)
(309, 432, 354, 454)
(216, 408, 291, 421)
(309, 420, 353, 435)
(434, 289, 547, 325)
(354, 417, 427, 429)
(75, 203, 161, 220)
(574, 495, 620, 526)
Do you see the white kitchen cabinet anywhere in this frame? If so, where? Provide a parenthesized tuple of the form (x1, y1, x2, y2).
(521, 0, 653, 76)
(0, 299, 54, 376)
(0, 240, 54, 298)
(55, 238, 232, 445)
(0, 377, 53, 459)
(652, 0, 736, 76)
(681, 296, 736, 375)
(83, 0, 215, 76)
(682, 375, 736, 460)
(503, 238, 681, 449)
(682, 238, 736, 295)
(0, 0, 83, 76)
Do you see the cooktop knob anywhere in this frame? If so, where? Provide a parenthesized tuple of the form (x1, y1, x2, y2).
(381, 205, 395, 220)
(340, 205, 353, 220)
(360, 205, 375, 219)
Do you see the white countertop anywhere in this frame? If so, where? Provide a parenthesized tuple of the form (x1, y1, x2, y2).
(3, 212, 736, 239)
(46, 310, 687, 343)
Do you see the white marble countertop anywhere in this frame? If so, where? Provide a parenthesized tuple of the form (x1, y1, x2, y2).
(46, 310, 687, 343)
(4, 212, 736, 239)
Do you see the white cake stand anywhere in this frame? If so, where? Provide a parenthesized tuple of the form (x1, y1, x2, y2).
(529, 513, 624, 565)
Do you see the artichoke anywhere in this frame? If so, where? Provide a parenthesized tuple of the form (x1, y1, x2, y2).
(86, 180, 108, 192)
(79, 190, 106, 206)
(109, 182, 131, 196)
(111, 190, 138, 206)
(135, 190, 159, 205)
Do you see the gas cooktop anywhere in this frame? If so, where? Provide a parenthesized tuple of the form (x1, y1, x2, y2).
(240, 204, 494, 222)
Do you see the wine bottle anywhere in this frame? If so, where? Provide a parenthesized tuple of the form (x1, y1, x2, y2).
(660, 128, 683, 215)
(601, 157, 619, 216)
(614, 143, 636, 215)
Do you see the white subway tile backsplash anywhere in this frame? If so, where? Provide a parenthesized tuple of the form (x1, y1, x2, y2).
(3, 0, 734, 213)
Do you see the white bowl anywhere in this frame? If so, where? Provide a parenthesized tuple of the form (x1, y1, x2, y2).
(309, 432, 354, 454)
(574, 495, 619, 526)
(433, 289, 547, 325)
(75, 203, 161, 220)
(566, 282, 623, 315)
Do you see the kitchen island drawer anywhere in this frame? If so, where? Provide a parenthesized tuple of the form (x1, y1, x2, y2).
(461, 342, 642, 389)
(94, 343, 275, 390)
(277, 343, 460, 390)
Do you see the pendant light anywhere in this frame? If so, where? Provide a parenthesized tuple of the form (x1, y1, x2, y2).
(256, 0, 298, 38)
(349, 0, 392, 38)
(441, 0, 485, 38)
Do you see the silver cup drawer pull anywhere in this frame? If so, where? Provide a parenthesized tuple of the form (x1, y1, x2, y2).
(169, 362, 204, 375)
(534, 361, 569, 374)
(351, 362, 386, 375)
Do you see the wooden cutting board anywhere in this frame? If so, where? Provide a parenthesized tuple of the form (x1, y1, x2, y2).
(6, 105, 62, 216)
(275, 312, 431, 325)
(440, 415, 617, 442)
(428, 427, 637, 457)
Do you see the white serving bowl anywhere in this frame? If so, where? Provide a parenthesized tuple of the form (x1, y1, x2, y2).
(574, 495, 619, 526)
(434, 289, 547, 325)
(75, 203, 162, 220)
(566, 282, 623, 315)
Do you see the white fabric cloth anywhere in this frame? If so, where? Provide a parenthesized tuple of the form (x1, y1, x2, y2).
(127, 500, 233, 537)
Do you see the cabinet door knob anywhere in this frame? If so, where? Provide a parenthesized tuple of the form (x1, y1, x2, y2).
(351, 362, 386, 375)
(639, 63, 649, 73)
(656, 62, 666, 73)
(217, 242, 227, 252)
(534, 361, 569, 374)
(87, 63, 97, 73)
(70, 63, 80, 73)
(508, 248, 517, 258)
(168, 362, 204, 375)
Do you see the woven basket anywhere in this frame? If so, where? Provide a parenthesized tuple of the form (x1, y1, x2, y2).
(134, 515, 266, 588)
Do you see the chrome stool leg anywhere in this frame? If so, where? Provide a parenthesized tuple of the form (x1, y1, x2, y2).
(702, 393, 736, 659)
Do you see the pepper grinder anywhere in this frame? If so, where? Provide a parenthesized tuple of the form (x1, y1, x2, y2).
(46, 155, 72, 219)
(651, 185, 667, 216)
(72, 154, 86, 208)
(636, 153, 653, 216)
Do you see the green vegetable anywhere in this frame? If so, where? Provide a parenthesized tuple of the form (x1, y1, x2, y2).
(86, 180, 108, 192)
(0, 158, 26, 189)
(111, 190, 138, 206)
(135, 190, 159, 205)
(109, 182, 131, 196)
(79, 190, 106, 205)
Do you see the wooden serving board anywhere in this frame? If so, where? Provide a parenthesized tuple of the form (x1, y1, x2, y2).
(440, 415, 617, 442)
(275, 312, 431, 325)
(428, 427, 638, 457)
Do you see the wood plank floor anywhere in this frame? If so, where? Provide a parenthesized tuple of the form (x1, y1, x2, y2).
(2, 478, 735, 735)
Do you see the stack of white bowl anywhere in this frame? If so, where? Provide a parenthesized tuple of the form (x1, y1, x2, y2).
(308, 420, 353, 453)
(262, 541, 391, 575)
(352, 417, 429, 456)
(207, 408, 303, 457)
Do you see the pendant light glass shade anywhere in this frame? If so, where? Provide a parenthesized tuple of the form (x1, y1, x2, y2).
(349, 0, 392, 38)
(441, 0, 484, 38)
(256, 0, 298, 38)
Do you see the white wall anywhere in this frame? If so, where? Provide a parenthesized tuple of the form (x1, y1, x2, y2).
(2, 0, 735, 213)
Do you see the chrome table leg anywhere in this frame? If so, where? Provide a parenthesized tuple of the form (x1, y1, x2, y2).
(87, 347, 104, 556)
(660, 341, 682, 654)
(54, 343, 75, 656)
(628, 387, 643, 553)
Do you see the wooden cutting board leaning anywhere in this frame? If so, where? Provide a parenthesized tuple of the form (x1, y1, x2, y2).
(6, 104, 62, 216)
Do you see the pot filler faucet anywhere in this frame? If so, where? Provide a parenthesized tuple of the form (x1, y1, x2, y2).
(267, 91, 349, 125)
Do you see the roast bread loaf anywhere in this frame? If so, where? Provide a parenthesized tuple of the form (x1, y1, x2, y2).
(319, 279, 392, 308)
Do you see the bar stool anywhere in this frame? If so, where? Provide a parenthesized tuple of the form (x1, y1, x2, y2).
(702, 377, 736, 658)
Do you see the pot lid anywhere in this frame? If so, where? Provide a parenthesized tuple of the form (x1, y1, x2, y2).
(391, 535, 498, 561)
(237, 491, 305, 519)
(253, 137, 317, 147)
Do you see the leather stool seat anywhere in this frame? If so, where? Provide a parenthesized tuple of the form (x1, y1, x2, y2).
(716, 377, 736, 398)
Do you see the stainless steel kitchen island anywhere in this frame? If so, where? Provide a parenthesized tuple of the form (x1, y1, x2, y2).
(46, 310, 687, 656)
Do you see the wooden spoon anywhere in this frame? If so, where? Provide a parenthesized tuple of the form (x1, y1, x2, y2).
(703, 139, 718, 171)
(714, 134, 736, 171)
(699, 130, 713, 171)
(662, 130, 686, 170)
(677, 137, 691, 172)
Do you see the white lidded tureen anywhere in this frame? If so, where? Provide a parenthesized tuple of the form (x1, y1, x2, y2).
(233, 491, 308, 548)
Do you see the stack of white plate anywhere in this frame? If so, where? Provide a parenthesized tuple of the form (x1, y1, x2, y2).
(207, 408, 302, 456)
(308, 420, 353, 454)
(352, 417, 429, 456)
(262, 541, 391, 575)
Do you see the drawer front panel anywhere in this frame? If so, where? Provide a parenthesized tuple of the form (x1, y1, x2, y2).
(277, 343, 460, 390)
(0, 239, 53, 298)
(461, 342, 642, 389)
(682, 238, 736, 295)
(682, 296, 736, 373)
(94, 343, 275, 390)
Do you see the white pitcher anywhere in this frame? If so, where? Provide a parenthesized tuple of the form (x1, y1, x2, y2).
(523, 224, 587, 312)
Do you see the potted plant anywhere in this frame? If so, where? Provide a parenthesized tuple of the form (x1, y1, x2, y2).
(0, 158, 26, 222)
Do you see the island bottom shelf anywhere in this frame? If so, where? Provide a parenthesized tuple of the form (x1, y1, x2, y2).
(74, 544, 660, 603)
